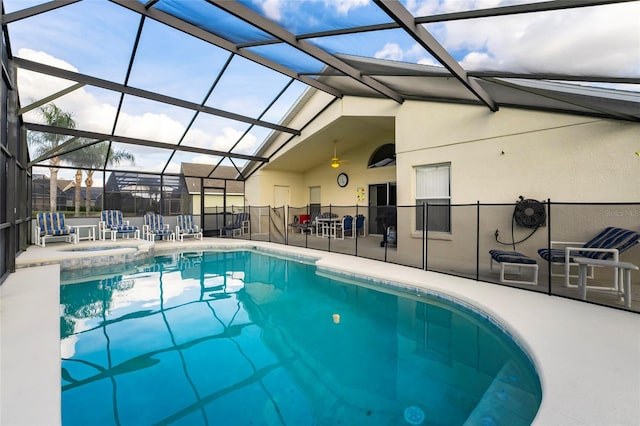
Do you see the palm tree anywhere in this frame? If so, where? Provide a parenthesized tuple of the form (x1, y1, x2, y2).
(27, 103, 76, 211)
(62, 167, 84, 216)
(74, 168, 83, 216)
(68, 142, 135, 215)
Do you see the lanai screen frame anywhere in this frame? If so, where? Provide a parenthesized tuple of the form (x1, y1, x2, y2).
(1, 0, 639, 277)
(6, 0, 638, 185)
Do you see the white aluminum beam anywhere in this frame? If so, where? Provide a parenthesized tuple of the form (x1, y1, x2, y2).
(209, 0, 404, 103)
(24, 123, 270, 163)
(240, 1, 634, 47)
(110, 0, 344, 99)
(18, 82, 84, 115)
(414, 0, 637, 24)
(14, 57, 300, 135)
(483, 77, 640, 122)
(374, 0, 497, 111)
(1, 0, 80, 24)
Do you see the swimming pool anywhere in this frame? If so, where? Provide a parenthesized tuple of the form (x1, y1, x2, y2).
(60, 250, 541, 425)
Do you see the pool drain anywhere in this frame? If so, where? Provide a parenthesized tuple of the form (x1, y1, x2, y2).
(404, 406, 425, 425)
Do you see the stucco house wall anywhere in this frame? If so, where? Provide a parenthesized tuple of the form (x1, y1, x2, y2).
(394, 99, 639, 205)
(247, 93, 638, 209)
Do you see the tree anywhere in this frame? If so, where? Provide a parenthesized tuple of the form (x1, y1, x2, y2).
(62, 167, 83, 216)
(28, 103, 136, 215)
(67, 142, 135, 215)
(74, 168, 82, 216)
(27, 103, 76, 212)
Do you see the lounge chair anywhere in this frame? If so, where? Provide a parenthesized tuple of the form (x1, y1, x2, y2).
(176, 214, 203, 241)
(99, 210, 140, 241)
(295, 215, 314, 234)
(222, 212, 250, 237)
(538, 226, 640, 291)
(289, 215, 300, 231)
(33, 212, 78, 247)
(490, 249, 538, 285)
(143, 213, 175, 242)
(289, 214, 310, 233)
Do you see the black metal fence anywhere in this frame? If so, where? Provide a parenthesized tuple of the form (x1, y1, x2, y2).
(224, 201, 640, 313)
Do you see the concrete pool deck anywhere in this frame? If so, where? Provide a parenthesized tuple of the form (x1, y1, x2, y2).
(2, 238, 639, 425)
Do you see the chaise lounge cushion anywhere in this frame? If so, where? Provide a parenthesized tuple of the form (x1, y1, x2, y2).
(490, 250, 537, 265)
(538, 226, 640, 262)
(490, 249, 538, 285)
(38, 212, 75, 237)
(102, 210, 137, 233)
(35, 212, 77, 247)
(144, 213, 173, 239)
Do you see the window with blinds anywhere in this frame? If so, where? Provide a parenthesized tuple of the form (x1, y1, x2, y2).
(415, 163, 451, 232)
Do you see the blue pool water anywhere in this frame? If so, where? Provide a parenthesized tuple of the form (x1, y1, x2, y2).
(60, 250, 541, 425)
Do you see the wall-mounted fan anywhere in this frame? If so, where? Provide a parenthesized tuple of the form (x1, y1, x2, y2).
(495, 196, 546, 250)
(514, 197, 546, 228)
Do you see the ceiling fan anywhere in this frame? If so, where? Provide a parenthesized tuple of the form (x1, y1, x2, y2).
(330, 140, 347, 168)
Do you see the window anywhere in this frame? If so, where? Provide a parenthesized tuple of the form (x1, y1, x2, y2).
(309, 186, 321, 218)
(415, 163, 451, 232)
(368, 143, 395, 168)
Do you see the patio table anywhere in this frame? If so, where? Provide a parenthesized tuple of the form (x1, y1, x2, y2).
(316, 217, 342, 239)
(72, 224, 96, 242)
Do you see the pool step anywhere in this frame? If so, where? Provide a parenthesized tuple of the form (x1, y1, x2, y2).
(463, 360, 539, 426)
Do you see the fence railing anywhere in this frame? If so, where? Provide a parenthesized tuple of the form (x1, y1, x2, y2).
(225, 201, 640, 314)
(53, 201, 639, 313)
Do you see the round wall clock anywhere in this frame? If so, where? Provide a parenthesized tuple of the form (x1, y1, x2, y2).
(337, 172, 349, 187)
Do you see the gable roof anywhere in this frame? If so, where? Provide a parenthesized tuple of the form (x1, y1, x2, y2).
(181, 164, 245, 195)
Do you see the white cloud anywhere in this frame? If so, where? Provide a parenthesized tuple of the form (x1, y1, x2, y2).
(211, 127, 245, 151)
(459, 51, 494, 70)
(328, 0, 370, 15)
(17, 48, 259, 176)
(189, 154, 221, 165)
(437, 3, 640, 76)
(115, 112, 185, 144)
(260, 0, 370, 20)
(18, 48, 78, 73)
(61, 335, 78, 359)
(254, 0, 637, 77)
(375, 43, 405, 61)
(260, 0, 283, 21)
(184, 126, 258, 154)
(417, 57, 440, 67)
(394, 1, 640, 77)
(375, 42, 440, 66)
(406, 0, 534, 16)
(235, 132, 259, 154)
(109, 271, 199, 311)
(184, 126, 236, 151)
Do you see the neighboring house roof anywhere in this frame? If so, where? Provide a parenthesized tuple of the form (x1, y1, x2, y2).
(181, 164, 245, 195)
(61, 187, 101, 201)
(31, 177, 67, 197)
(104, 172, 182, 194)
(57, 179, 73, 191)
(32, 176, 101, 200)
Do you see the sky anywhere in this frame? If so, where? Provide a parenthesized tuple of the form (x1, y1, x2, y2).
(5, 0, 640, 181)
